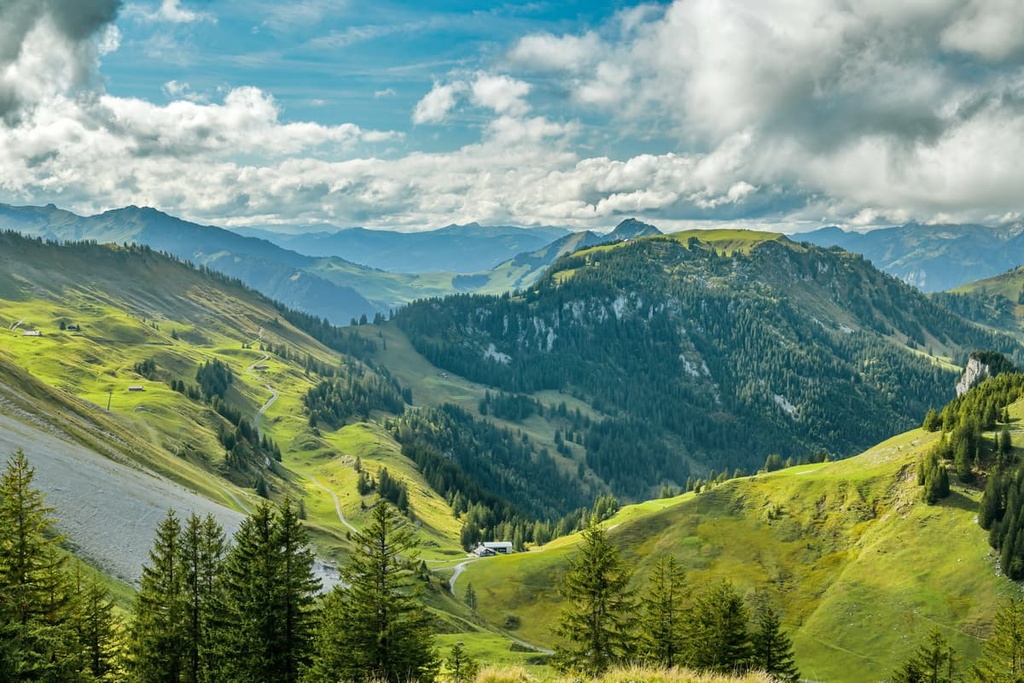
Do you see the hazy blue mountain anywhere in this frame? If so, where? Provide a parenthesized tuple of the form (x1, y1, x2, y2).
(0, 203, 375, 323)
(799, 223, 1024, 292)
(233, 222, 570, 273)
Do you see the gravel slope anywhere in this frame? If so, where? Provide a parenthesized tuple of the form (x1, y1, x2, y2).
(0, 411, 246, 584)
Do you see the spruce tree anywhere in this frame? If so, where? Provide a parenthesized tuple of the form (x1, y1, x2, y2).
(891, 628, 956, 683)
(70, 564, 122, 682)
(639, 555, 689, 667)
(552, 523, 636, 675)
(129, 510, 187, 682)
(274, 498, 321, 682)
(750, 594, 799, 682)
(444, 642, 479, 683)
(973, 596, 1024, 681)
(180, 513, 225, 683)
(217, 501, 320, 683)
(0, 449, 86, 681)
(685, 580, 752, 673)
(304, 501, 435, 683)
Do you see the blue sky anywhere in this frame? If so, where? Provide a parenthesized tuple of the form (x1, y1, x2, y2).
(1, 0, 1023, 232)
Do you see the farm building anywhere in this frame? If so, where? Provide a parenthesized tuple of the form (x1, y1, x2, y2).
(21, 330, 41, 337)
(472, 541, 514, 557)
(127, 386, 145, 392)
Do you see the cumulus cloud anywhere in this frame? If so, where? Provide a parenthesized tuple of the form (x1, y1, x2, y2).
(508, 31, 602, 73)
(3, 0, 1024, 232)
(0, 0, 121, 118)
(411, 81, 465, 125)
(471, 74, 531, 116)
(495, 0, 1024, 227)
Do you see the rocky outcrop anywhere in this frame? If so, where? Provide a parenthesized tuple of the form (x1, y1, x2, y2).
(956, 356, 991, 396)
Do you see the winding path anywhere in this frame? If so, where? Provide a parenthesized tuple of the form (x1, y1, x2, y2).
(448, 558, 476, 593)
(253, 386, 278, 441)
(246, 353, 277, 442)
(308, 475, 359, 534)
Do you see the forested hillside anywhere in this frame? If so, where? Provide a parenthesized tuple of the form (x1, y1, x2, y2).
(395, 231, 1020, 499)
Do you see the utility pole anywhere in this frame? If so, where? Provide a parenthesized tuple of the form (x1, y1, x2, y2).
(106, 389, 112, 412)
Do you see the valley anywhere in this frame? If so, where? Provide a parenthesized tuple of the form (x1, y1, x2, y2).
(2, 225, 1024, 680)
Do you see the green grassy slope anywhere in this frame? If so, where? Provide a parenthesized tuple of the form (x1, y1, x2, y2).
(0, 234, 465, 559)
(459, 418, 1019, 682)
(932, 267, 1024, 339)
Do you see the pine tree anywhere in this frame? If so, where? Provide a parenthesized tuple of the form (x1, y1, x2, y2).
(180, 513, 225, 683)
(0, 449, 86, 681)
(70, 565, 122, 682)
(923, 409, 942, 432)
(750, 594, 799, 682)
(891, 628, 956, 683)
(639, 555, 688, 667)
(216, 501, 320, 683)
(973, 596, 1024, 682)
(129, 510, 187, 682)
(444, 642, 479, 683)
(274, 498, 321, 682)
(464, 582, 477, 611)
(304, 501, 436, 683)
(552, 523, 636, 675)
(685, 580, 752, 673)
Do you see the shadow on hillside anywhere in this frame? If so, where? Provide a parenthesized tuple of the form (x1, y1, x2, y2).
(937, 489, 979, 514)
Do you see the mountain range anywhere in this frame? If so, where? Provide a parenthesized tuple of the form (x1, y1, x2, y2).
(800, 222, 1024, 292)
(233, 222, 570, 273)
(0, 203, 661, 324)
(5, 208, 1024, 678)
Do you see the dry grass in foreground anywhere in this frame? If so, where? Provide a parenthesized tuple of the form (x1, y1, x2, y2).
(473, 665, 778, 683)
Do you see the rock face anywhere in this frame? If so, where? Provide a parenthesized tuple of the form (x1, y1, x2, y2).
(956, 357, 991, 396)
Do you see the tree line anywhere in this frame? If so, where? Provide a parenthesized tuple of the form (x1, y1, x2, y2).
(0, 449, 436, 683)
(552, 523, 800, 681)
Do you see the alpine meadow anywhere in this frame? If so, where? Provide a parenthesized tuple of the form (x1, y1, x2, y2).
(5, 1, 1024, 682)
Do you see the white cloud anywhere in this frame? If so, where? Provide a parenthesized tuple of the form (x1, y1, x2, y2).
(508, 31, 602, 73)
(941, 0, 1024, 61)
(471, 74, 531, 116)
(155, 0, 210, 23)
(4, 0, 1024, 233)
(374, 88, 397, 99)
(411, 81, 465, 125)
(127, 0, 214, 24)
(258, 0, 348, 32)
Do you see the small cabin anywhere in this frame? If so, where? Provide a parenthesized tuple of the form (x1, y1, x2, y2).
(22, 330, 41, 337)
(473, 541, 514, 557)
(253, 365, 269, 371)
(127, 385, 145, 392)
(66, 324, 80, 331)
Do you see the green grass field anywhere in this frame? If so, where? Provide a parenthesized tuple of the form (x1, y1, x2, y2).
(459, 422, 1017, 682)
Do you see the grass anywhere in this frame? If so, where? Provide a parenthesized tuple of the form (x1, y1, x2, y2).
(459, 424, 1017, 682)
(463, 665, 776, 683)
(0, 240, 468, 562)
(3, 237, 1019, 678)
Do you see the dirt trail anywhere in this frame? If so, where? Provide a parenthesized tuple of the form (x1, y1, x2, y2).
(308, 475, 359, 534)
(448, 558, 476, 593)
(253, 386, 278, 441)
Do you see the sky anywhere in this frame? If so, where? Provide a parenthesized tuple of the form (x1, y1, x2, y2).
(0, 0, 1023, 232)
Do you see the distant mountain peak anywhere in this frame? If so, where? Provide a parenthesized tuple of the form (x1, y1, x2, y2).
(608, 218, 662, 240)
